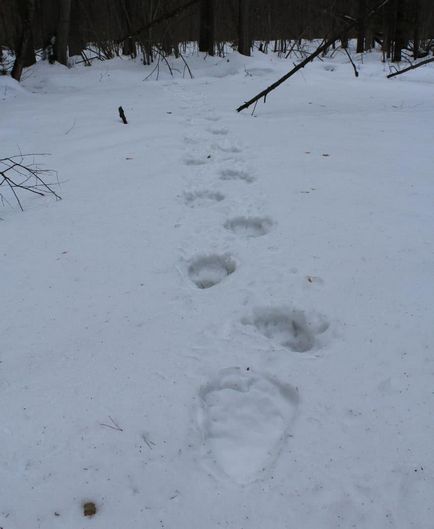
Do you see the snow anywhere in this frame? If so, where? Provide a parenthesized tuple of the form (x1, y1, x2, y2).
(1, 47, 434, 529)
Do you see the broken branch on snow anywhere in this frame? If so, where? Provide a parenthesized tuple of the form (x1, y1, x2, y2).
(387, 56, 434, 79)
(0, 153, 61, 211)
(236, 0, 392, 112)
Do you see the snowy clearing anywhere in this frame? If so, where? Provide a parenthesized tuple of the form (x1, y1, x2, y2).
(1, 48, 434, 529)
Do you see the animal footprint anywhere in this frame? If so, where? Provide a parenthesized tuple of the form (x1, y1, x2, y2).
(220, 169, 255, 183)
(184, 190, 225, 207)
(305, 275, 324, 286)
(208, 127, 229, 136)
(224, 216, 273, 237)
(215, 140, 242, 154)
(198, 367, 299, 484)
(243, 307, 329, 352)
(184, 156, 209, 166)
(188, 254, 236, 289)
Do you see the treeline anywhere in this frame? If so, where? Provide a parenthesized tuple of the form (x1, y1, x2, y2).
(1, 0, 433, 81)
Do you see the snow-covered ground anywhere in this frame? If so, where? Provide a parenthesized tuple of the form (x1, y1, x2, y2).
(1, 47, 434, 529)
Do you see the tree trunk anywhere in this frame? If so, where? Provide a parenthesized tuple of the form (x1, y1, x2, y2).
(238, 0, 250, 56)
(383, 0, 396, 59)
(356, 0, 367, 53)
(11, 0, 36, 82)
(199, 0, 214, 56)
(413, 0, 421, 59)
(120, 0, 136, 57)
(392, 0, 404, 62)
(54, 0, 72, 66)
(68, 0, 86, 57)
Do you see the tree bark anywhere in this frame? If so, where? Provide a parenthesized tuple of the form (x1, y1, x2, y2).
(68, 0, 86, 57)
(238, 0, 250, 56)
(11, 0, 36, 82)
(356, 0, 367, 53)
(199, 0, 215, 56)
(54, 0, 72, 66)
(392, 0, 404, 62)
(413, 0, 421, 59)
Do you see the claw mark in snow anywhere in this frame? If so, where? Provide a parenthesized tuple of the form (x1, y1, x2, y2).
(198, 367, 299, 484)
(188, 254, 236, 289)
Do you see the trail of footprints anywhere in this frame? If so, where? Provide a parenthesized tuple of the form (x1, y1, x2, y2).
(178, 97, 329, 484)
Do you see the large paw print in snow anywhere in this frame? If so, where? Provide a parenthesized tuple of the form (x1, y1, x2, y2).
(198, 367, 299, 484)
(224, 216, 273, 237)
(188, 254, 236, 289)
(214, 139, 242, 153)
(184, 190, 225, 207)
(220, 168, 255, 183)
(243, 307, 330, 352)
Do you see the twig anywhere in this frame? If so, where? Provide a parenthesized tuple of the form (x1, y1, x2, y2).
(64, 118, 77, 135)
(141, 433, 156, 449)
(100, 416, 123, 432)
(343, 47, 359, 77)
(180, 52, 194, 79)
(118, 106, 128, 124)
(0, 153, 60, 211)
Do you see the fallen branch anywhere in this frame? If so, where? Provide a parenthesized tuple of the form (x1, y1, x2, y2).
(100, 416, 123, 432)
(343, 47, 359, 77)
(0, 154, 60, 211)
(236, 0, 391, 112)
(118, 106, 128, 124)
(387, 56, 434, 78)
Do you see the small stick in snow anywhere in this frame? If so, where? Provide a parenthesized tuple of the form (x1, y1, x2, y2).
(141, 433, 156, 449)
(343, 47, 359, 77)
(64, 118, 77, 135)
(118, 106, 128, 124)
(100, 416, 123, 431)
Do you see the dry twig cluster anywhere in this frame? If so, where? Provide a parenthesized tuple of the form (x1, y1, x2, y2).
(0, 153, 61, 211)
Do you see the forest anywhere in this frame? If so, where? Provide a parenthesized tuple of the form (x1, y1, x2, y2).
(1, 0, 434, 81)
